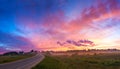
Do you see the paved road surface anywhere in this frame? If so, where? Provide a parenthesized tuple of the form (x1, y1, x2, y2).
(0, 53, 44, 69)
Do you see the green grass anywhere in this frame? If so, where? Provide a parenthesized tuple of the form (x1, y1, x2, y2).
(0, 53, 35, 64)
(32, 56, 69, 69)
(32, 53, 120, 69)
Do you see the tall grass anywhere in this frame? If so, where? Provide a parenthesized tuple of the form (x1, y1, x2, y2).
(32, 56, 69, 69)
(33, 53, 120, 69)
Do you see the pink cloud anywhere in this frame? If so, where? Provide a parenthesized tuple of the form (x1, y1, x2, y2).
(16, 0, 120, 51)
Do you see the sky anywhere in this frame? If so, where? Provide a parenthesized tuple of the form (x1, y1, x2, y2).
(0, 0, 120, 53)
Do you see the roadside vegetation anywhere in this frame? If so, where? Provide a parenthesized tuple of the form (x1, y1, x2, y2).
(32, 53, 120, 69)
(32, 55, 69, 69)
(0, 50, 36, 64)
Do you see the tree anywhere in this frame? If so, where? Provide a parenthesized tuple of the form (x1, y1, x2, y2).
(3, 51, 19, 56)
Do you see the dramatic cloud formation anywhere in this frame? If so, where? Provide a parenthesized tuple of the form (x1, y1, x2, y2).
(0, 0, 120, 53)
(57, 39, 95, 46)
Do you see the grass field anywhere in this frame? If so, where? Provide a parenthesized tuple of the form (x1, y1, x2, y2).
(32, 53, 120, 69)
(0, 53, 35, 64)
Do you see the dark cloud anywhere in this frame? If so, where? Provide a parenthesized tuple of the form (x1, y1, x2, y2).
(57, 39, 95, 46)
(57, 41, 66, 46)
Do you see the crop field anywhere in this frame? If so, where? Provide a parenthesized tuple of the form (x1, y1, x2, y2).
(33, 53, 120, 69)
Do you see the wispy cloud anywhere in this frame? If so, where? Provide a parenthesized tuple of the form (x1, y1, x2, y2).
(16, 0, 120, 50)
(0, 0, 120, 52)
(0, 31, 35, 51)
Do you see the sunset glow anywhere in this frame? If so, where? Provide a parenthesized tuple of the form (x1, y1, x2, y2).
(0, 0, 120, 53)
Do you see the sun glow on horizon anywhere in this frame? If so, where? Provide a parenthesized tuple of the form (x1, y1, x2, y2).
(0, 0, 120, 53)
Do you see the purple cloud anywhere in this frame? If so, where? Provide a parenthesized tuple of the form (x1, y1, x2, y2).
(57, 39, 95, 47)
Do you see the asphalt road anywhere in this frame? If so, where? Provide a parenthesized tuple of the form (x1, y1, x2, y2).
(0, 53, 44, 69)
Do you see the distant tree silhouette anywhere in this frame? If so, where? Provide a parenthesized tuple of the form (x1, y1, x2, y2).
(19, 51, 24, 54)
(3, 51, 19, 56)
(30, 50, 34, 52)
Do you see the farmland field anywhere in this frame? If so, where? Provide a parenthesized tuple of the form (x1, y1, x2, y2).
(33, 53, 120, 69)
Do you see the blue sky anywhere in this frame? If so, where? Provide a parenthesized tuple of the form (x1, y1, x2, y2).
(0, 0, 120, 53)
